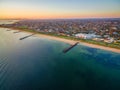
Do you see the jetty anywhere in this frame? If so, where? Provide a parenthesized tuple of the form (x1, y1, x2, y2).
(63, 42, 79, 53)
(13, 31, 21, 33)
(19, 33, 36, 40)
(6, 30, 11, 31)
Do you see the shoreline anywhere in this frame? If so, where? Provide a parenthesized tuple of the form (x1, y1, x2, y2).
(1, 27, 120, 54)
(37, 34, 120, 53)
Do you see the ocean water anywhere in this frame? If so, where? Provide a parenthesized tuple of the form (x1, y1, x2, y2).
(0, 20, 19, 25)
(0, 28, 120, 90)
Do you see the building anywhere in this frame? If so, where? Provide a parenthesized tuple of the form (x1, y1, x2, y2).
(75, 33, 97, 39)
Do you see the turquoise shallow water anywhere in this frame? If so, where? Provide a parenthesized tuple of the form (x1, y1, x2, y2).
(0, 28, 120, 90)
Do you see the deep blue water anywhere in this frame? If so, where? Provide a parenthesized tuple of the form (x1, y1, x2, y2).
(0, 28, 120, 90)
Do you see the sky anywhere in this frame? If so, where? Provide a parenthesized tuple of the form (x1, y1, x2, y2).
(0, 0, 120, 19)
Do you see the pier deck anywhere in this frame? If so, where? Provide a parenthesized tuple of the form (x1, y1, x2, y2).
(63, 42, 79, 53)
(19, 33, 36, 40)
(14, 31, 21, 33)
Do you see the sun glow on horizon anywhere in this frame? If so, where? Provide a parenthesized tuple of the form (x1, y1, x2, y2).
(0, 0, 120, 19)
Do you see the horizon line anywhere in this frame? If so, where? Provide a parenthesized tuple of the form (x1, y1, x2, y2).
(0, 17, 120, 20)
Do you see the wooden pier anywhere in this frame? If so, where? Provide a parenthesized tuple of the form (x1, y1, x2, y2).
(6, 30, 11, 31)
(63, 42, 79, 53)
(19, 34, 36, 40)
(13, 31, 21, 33)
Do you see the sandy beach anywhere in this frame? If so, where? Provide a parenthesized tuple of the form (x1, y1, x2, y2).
(2, 27, 120, 54)
(36, 34, 120, 54)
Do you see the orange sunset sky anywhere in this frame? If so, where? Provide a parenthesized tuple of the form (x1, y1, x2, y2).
(0, 0, 120, 19)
